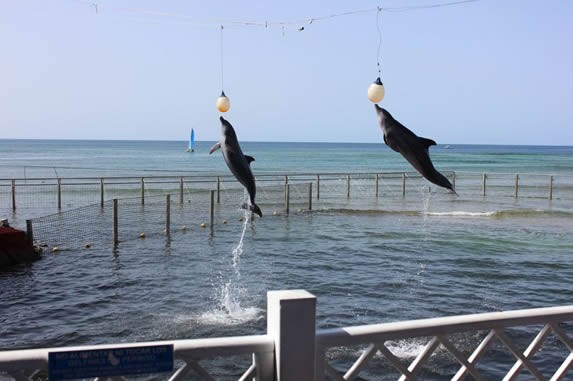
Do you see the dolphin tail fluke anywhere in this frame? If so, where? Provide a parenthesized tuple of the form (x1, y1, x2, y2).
(241, 202, 263, 218)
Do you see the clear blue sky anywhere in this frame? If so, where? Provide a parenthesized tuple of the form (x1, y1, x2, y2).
(1, 0, 572, 145)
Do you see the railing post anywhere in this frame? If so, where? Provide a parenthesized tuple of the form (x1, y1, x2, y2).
(316, 175, 320, 200)
(100, 178, 104, 208)
(11, 179, 16, 211)
(402, 173, 406, 197)
(165, 194, 171, 235)
(26, 219, 33, 246)
(346, 175, 350, 199)
(113, 199, 119, 246)
(267, 290, 316, 381)
(285, 184, 290, 216)
(482, 173, 487, 196)
(514, 174, 519, 198)
(179, 177, 184, 205)
(57, 178, 62, 210)
(210, 190, 215, 231)
(375, 174, 380, 198)
(308, 183, 312, 211)
(216, 177, 221, 204)
(549, 175, 553, 200)
(140, 177, 145, 205)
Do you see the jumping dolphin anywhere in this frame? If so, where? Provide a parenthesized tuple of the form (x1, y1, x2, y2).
(374, 104, 455, 193)
(209, 116, 263, 217)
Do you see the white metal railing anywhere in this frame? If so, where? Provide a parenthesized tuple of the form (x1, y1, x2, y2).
(1, 291, 572, 380)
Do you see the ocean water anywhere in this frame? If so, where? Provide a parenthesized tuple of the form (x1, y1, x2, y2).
(1, 140, 573, 379)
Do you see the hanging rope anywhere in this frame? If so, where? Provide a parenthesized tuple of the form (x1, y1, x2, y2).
(220, 25, 225, 92)
(376, 6, 382, 77)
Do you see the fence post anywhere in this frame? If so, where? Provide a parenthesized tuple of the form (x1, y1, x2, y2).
(11, 179, 16, 211)
(165, 194, 171, 235)
(482, 173, 487, 196)
(100, 178, 105, 208)
(452, 172, 456, 191)
(26, 219, 33, 246)
(285, 184, 290, 216)
(514, 174, 519, 198)
(57, 178, 62, 210)
(308, 183, 312, 211)
(113, 199, 119, 246)
(402, 173, 406, 197)
(316, 175, 320, 200)
(346, 175, 350, 199)
(140, 178, 145, 205)
(179, 177, 184, 205)
(284, 176, 289, 204)
(216, 177, 221, 204)
(267, 290, 316, 381)
(210, 190, 215, 231)
(549, 175, 553, 200)
(375, 174, 379, 198)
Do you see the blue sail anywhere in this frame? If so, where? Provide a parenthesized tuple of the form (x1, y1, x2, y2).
(187, 128, 195, 152)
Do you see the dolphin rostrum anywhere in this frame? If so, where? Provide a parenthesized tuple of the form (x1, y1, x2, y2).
(374, 104, 455, 193)
(209, 116, 263, 217)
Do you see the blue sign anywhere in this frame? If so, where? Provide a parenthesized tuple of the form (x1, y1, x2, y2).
(48, 344, 173, 380)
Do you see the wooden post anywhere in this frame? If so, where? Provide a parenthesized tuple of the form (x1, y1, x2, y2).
(316, 175, 320, 200)
(549, 175, 553, 200)
(26, 219, 33, 246)
(452, 172, 456, 192)
(216, 177, 221, 204)
(57, 178, 62, 210)
(113, 199, 119, 246)
(285, 184, 290, 216)
(210, 190, 215, 230)
(100, 178, 105, 208)
(375, 174, 379, 198)
(179, 177, 184, 205)
(482, 173, 487, 196)
(165, 194, 171, 235)
(140, 177, 145, 205)
(11, 179, 16, 211)
(308, 183, 313, 211)
(514, 174, 519, 198)
(284, 176, 289, 204)
(267, 290, 317, 381)
(346, 175, 350, 199)
(402, 173, 406, 197)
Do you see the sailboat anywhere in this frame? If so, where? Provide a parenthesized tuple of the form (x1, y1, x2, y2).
(186, 128, 195, 153)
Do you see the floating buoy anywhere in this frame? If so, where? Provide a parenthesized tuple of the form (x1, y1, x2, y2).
(272, 210, 280, 216)
(181, 225, 187, 231)
(200, 223, 207, 228)
(222, 220, 228, 224)
(367, 77, 385, 103)
(84, 243, 91, 249)
(238, 217, 244, 222)
(52, 246, 60, 252)
(216, 91, 231, 112)
(139, 232, 146, 238)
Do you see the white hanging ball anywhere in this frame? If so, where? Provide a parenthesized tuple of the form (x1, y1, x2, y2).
(216, 91, 231, 112)
(367, 77, 385, 103)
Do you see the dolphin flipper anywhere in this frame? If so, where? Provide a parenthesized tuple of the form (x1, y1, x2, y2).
(245, 155, 255, 164)
(418, 137, 437, 148)
(209, 143, 221, 155)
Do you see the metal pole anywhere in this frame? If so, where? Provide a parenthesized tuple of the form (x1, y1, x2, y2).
(316, 175, 320, 200)
(549, 175, 553, 200)
(375, 174, 379, 198)
(285, 184, 290, 216)
(165, 194, 171, 235)
(284, 176, 289, 204)
(308, 183, 312, 211)
(210, 190, 215, 229)
(11, 179, 16, 211)
(113, 199, 119, 246)
(140, 177, 145, 205)
(482, 173, 487, 196)
(452, 172, 456, 192)
(26, 219, 33, 246)
(216, 177, 221, 204)
(100, 178, 104, 208)
(179, 177, 184, 205)
(57, 178, 62, 210)
(402, 173, 406, 197)
(346, 175, 350, 199)
(514, 174, 519, 198)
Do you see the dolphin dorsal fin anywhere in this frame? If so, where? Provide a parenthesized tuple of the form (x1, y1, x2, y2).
(245, 155, 255, 164)
(418, 137, 437, 149)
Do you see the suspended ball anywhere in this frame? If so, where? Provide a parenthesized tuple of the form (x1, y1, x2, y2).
(367, 77, 385, 103)
(216, 91, 231, 112)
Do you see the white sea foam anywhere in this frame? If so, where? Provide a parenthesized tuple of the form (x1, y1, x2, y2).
(198, 306, 264, 326)
(424, 211, 498, 217)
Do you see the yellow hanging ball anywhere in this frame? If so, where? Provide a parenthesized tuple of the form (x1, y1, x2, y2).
(367, 77, 385, 103)
(216, 91, 231, 112)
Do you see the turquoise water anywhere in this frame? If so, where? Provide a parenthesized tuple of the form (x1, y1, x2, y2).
(1, 140, 573, 379)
